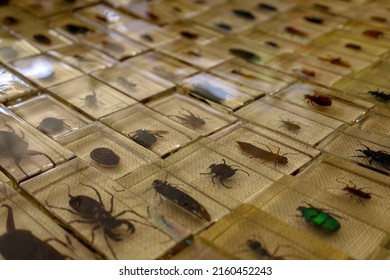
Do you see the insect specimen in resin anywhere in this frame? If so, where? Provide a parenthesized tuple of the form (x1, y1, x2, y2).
(127, 129, 169, 149)
(318, 56, 351, 68)
(304, 93, 332, 107)
(201, 159, 249, 188)
(37, 117, 71, 135)
(297, 204, 341, 233)
(90, 147, 120, 168)
(170, 109, 206, 129)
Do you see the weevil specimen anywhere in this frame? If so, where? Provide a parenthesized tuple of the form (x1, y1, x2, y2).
(152, 179, 211, 221)
(90, 147, 120, 168)
(297, 204, 341, 234)
(127, 129, 169, 149)
(352, 141, 390, 171)
(0, 204, 71, 259)
(37, 117, 71, 135)
(170, 108, 206, 129)
(201, 159, 249, 188)
(236, 141, 289, 169)
(33, 34, 51, 45)
(367, 90, 390, 103)
(0, 121, 55, 176)
(304, 93, 332, 107)
(46, 183, 145, 259)
(318, 56, 351, 68)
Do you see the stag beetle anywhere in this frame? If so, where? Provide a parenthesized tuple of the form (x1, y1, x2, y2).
(46, 183, 144, 259)
(0, 121, 55, 176)
(0, 204, 71, 259)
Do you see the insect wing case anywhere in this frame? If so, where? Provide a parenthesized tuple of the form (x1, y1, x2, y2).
(0, 182, 96, 260)
(9, 94, 92, 139)
(48, 75, 136, 120)
(101, 103, 198, 157)
(147, 93, 237, 136)
(20, 158, 175, 260)
(57, 122, 159, 181)
(0, 106, 73, 183)
(124, 51, 198, 83)
(9, 55, 83, 88)
(164, 138, 276, 209)
(199, 204, 348, 260)
(91, 65, 175, 102)
(250, 179, 389, 260)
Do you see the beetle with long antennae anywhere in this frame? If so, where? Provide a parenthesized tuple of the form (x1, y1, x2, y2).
(335, 178, 379, 203)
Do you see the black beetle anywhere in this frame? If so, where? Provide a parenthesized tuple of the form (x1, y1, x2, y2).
(353, 142, 390, 171)
(127, 129, 169, 149)
(201, 159, 250, 188)
(0, 204, 71, 259)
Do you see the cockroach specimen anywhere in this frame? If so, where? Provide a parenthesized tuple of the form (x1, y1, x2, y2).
(363, 30, 384, 39)
(33, 34, 51, 45)
(0, 121, 55, 176)
(345, 43, 361, 50)
(64, 23, 93, 35)
(170, 108, 206, 129)
(304, 16, 323, 24)
(127, 129, 169, 149)
(318, 56, 351, 68)
(152, 179, 211, 221)
(236, 141, 289, 169)
(304, 93, 332, 107)
(201, 159, 249, 189)
(0, 204, 71, 259)
(336, 178, 373, 202)
(37, 117, 71, 135)
(352, 141, 390, 171)
(215, 22, 232, 31)
(46, 183, 142, 259)
(367, 90, 390, 103)
(232, 9, 256, 20)
(90, 147, 120, 168)
(285, 26, 308, 38)
(180, 31, 198, 39)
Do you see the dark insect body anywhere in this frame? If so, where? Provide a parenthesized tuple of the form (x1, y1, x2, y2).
(265, 41, 279, 48)
(180, 31, 198, 39)
(201, 159, 249, 188)
(246, 239, 288, 260)
(0, 122, 55, 176)
(353, 142, 390, 171)
(304, 93, 332, 107)
(90, 147, 120, 168)
(318, 56, 351, 68)
(38, 117, 71, 135)
(117, 76, 137, 91)
(336, 179, 372, 202)
(192, 83, 227, 104)
(171, 109, 206, 129)
(33, 34, 51, 45)
(232, 9, 256, 20)
(297, 204, 341, 234)
(140, 33, 154, 42)
(128, 129, 168, 149)
(46, 183, 139, 259)
(229, 48, 261, 64)
(152, 179, 211, 221)
(304, 16, 323, 24)
(370, 16, 387, 23)
(345, 43, 361, 50)
(215, 22, 232, 31)
(258, 3, 277, 12)
(278, 117, 302, 133)
(64, 23, 93, 35)
(293, 68, 316, 78)
(285, 26, 308, 38)
(2, 16, 18, 25)
(363, 29, 384, 38)
(367, 90, 390, 103)
(236, 141, 288, 169)
(0, 204, 70, 259)
(81, 91, 99, 108)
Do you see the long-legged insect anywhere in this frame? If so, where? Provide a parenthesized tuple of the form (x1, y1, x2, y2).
(351, 140, 390, 171)
(169, 108, 207, 129)
(242, 238, 304, 260)
(237, 141, 294, 170)
(272, 115, 308, 134)
(80, 91, 103, 108)
(335, 178, 378, 203)
(367, 90, 390, 103)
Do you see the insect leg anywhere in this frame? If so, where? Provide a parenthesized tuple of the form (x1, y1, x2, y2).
(219, 178, 233, 189)
(234, 168, 250, 177)
(103, 231, 118, 260)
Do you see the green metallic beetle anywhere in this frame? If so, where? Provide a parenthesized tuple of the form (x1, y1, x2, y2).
(297, 204, 341, 233)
